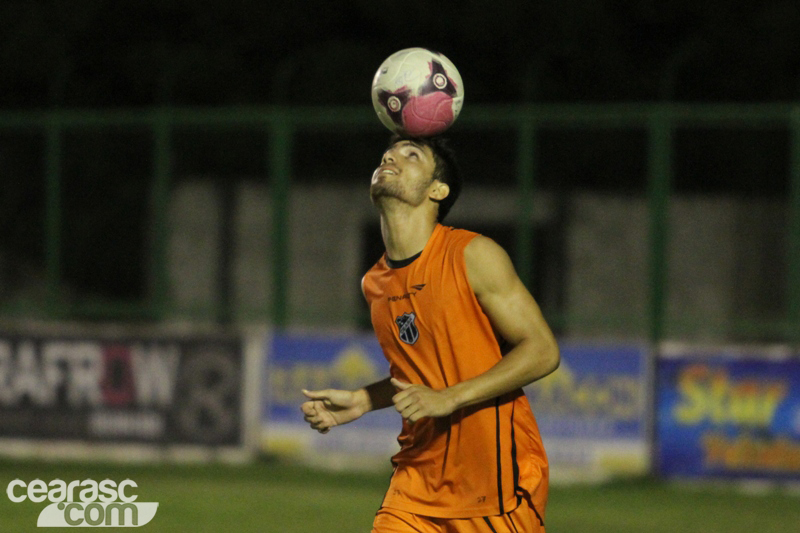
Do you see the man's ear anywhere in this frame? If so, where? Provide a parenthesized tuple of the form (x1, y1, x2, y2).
(430, 181, 450, 202)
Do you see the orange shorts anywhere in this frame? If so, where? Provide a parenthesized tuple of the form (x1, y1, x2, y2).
(371, 497, 545, 533)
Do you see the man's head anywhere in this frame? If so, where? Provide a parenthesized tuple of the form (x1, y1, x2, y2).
(370, 135, 462, 222)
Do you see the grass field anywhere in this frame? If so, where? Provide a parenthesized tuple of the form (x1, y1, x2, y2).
(1, 457, 798, 532)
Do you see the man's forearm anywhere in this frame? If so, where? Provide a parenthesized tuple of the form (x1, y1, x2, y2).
(446, 337, 559, 411)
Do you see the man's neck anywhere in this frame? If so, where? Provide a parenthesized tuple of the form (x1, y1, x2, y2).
(379, 208, 438, 261)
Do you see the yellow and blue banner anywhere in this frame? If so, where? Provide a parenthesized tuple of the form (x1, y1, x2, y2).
(525, 342, 651, 481)
(262, 332, 400, 468)
(656, 345, 800, 479)
(262, 334, 652, 477)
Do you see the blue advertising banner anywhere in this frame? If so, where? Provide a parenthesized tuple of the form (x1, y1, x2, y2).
(525, 342, 650, 480)
(656, 345, 800, 480)
(262, 334, 650, 477)
(262, 332, 400, 467)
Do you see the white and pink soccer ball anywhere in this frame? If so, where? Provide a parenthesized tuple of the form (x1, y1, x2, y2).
(371, 48, 464, 137)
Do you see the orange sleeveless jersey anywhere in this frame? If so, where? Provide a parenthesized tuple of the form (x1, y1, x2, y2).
(362, 224, 549, 520)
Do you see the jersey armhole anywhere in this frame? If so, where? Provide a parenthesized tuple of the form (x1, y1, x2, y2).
(460, 233, 482, 297)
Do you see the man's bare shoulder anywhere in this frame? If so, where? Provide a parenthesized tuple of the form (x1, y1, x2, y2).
(464, 235, 516, 296)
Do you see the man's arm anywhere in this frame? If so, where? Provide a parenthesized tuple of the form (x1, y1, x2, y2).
(301, 377, 396, 433)
(391, 236, 559, 423)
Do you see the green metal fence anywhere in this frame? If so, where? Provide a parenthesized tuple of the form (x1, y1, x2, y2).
(1, 104, 799, 342)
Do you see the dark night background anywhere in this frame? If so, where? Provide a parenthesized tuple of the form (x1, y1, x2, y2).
(2, 0, 799, 108)
(1, 0, 798, 313)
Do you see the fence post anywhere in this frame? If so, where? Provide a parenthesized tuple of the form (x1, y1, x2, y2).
(44, 116, 62, 318)
(516, 119, 536, 289)
(647, 109, 672, 342)
(789, 107, 800, 343)
(150, 110, 172, 320)
(270, 118, 292, 328)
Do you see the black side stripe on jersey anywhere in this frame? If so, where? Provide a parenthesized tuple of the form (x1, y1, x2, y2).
(507, 512, 521, 533)
(494, 398, 504, 514)
(482, 517, 499, 533)
(531, 501, 544, 526)
(510, 398, 520, 493)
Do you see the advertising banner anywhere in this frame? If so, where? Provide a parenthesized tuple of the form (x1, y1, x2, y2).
(264, 334, 650, 478)
(525, 342, 651, 481)
(0, 332, 245, 446)
(656, 344, 800, 480)
(263, 332, 399, 468)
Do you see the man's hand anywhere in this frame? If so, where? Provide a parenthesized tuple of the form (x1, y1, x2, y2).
(391, 378, 457, 423)
(301, 389, 369, 434)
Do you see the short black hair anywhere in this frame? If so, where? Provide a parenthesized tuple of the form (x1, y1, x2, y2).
(388, 134, 462, 222)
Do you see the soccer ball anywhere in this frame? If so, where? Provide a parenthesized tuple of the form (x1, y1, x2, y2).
(371, 48, 464, 137)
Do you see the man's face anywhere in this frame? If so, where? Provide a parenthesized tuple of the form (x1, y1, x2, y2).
(370, 140, 437, 207)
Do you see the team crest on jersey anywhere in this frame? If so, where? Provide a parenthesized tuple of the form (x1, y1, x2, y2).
(395, 312, 419, 345)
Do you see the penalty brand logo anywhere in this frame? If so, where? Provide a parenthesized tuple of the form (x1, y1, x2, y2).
(6, 478, 158, 527)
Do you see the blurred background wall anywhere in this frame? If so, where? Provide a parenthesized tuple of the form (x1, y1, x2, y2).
(164, 181, 788, 342)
